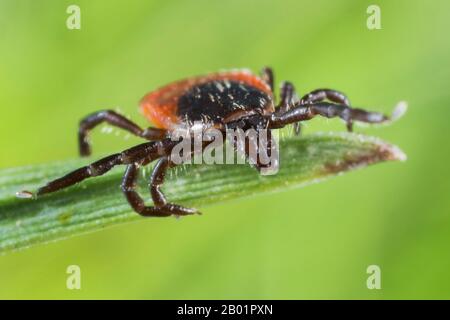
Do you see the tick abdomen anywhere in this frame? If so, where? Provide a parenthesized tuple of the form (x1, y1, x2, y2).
(177, 80, 272, 124)
(139, 70, 273, 129)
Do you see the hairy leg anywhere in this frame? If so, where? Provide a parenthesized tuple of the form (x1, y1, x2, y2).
(277, 81, 296, 113)
(79, 109, 167, 156)
(18, 139, 177, 198)
(277, 81, 301, 135)
(227, 127, 279, 175)
(260, 66, 274, 92)
(300, 88, 350, 106)
(121, 158, 199, 217)
(269, 102, 389, 132)
(248, 129, 279, 175)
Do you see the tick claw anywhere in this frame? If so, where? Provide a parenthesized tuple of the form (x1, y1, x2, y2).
(163, 203, 200, 216)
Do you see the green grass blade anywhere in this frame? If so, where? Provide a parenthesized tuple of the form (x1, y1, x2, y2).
(0, 132, 405, 253)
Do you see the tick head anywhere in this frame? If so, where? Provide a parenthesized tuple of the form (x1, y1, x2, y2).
(225, 111, 269, 132)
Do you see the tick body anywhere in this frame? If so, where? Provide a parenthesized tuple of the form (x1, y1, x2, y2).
(140, 70, 274, 129)
(20, 67, 394, 217)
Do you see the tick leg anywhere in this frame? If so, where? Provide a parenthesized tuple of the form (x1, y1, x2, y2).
(121, 159, 199, 217)
(32, 153, 124, 197)
(18, 140, 176, 198)
(277, 82, 296, 113)
(248, 129, 279, 174)
(260, 66, 274, 92)
(300, 89, 351, 106)
(229, 129, 279, 174)
(297, 89, 350, 134)
(277, 81, 302, 135)
(79, 110, 167, 157)
(269, 102, 389, 132)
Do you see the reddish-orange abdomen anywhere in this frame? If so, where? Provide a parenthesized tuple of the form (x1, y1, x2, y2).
(139, 70, 272, 129)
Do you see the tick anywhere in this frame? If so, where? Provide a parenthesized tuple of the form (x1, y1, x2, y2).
(18, 67, 396, 217)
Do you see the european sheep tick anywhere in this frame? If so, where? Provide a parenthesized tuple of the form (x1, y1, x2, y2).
(18, 67, 397, 217)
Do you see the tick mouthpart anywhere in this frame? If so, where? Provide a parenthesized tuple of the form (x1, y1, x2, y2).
(15, 190, 35, 199)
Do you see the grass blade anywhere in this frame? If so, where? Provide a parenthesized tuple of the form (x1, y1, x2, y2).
(0, 132, 405, 253)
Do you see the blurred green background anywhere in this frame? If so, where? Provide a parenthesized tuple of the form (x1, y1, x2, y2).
(0, 0, 449, 299)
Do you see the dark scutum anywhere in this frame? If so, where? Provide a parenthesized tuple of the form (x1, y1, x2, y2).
(177, 80, 270, 123)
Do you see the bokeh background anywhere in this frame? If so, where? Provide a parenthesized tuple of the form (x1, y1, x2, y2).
(0, 0, 449, 299)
